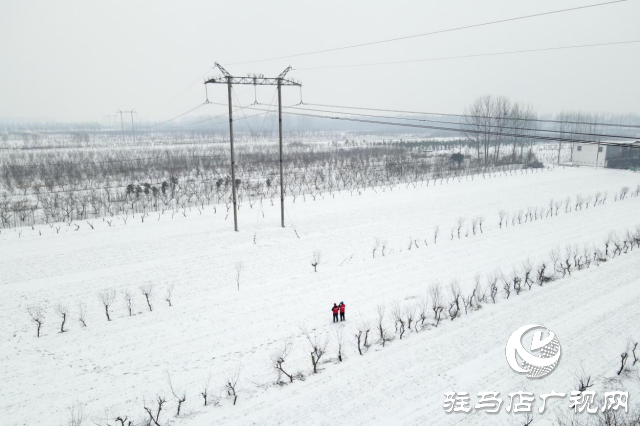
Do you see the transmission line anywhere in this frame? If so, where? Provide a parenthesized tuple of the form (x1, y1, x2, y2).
(279, 110, 640, 148)
(150, 103, 208, 128)
(302, 103, 640, 130)
(287, 105, 639, 140)
(295, 40, 640, 70)
(227, 0, 628, 65)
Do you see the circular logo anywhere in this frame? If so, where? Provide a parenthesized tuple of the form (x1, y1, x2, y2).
(505, 324, 561, 378)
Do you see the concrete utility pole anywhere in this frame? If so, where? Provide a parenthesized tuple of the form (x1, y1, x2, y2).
(130, 110, 137, 143)
(205, 63, 300, 232)
(116, 110, 126, 143)
(116, 110, 135, 143)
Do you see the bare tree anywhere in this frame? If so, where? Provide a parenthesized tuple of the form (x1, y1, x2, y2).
(456, 217, 464, 238)
(429, 283, 444, 327)
(355, 321, 371, 355)
(300, 326, 328, 373)
(391, 302, 406, 340)
(98, 289, 116, 321)
(522, 258, 534, 290)
(563, 245, 573, 275)
(375, 304, 389, 346)
(574, 368, 594, 392)
(511, 267, 522, 295)
(499, 269, 511, 299)
(536, 261, 550, 286)
(433, 225, 439, 244)
(416, 298, 429, 332)
(333, 326, 345, 362)
(498, 210, 507, 229)
(165, 284, 174, 307)
(143, 396, 166, 426)
(200, 374, 214, 406)
(225, 366, 241, 405)
(311, 251, 321, 272)
(140, 283, 154, 312)
(77, 302, 87, 327)
(123, 289, 133, 316)
(55, 302, 69, 333)
(271, 337, 295, 383)
(448, 280, 462, 320)
(235, 262, 243, 290)
(487, 272, 498, 303)
(617, 351, 628, 375)
(372, 237, 381, 258)
(27, 304, 45, 337)
(167, 373, 186, 417)
(66, 402, 85, 426)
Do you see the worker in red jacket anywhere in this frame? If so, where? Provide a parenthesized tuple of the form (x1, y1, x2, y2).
(331, 303, 339, 323)
(339, 301, 346, 321)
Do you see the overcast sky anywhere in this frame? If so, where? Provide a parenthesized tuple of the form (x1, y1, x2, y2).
(1, 0, 639, 123)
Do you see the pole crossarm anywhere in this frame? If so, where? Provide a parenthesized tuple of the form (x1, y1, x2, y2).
(206, 62, 300, 86)
(205, 76, 300, 86)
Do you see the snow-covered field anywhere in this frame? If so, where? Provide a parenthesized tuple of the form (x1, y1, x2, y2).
(1, 166, 639, 426)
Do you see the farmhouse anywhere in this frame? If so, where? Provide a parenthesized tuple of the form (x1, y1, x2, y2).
(571, 141, 640, 168)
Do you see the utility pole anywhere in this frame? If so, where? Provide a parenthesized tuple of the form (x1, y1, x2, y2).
(205, 63, 300, 231)
(277, 66, 293, 228)
(226, 73, 239, 232)
(116, 110, 126, 143)
(116, 110, 136, 143)
(129, 110, 137, 143)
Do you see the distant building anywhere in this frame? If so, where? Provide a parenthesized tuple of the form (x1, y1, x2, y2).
(571, 141, 640, 168)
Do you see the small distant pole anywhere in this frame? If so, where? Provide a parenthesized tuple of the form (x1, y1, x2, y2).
(117, 110, 125, 143)
(130, 110, 137, 143)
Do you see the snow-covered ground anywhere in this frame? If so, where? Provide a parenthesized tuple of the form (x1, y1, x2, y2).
(1, 166, 639, 426)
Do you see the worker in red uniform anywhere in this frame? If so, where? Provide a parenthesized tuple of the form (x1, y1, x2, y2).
(332, 303, 339, 323)
(339, 301, 346, 321)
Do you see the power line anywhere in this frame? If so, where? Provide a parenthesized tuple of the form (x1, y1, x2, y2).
(227, 0, 629, 65)
(287, 105, 639, 140)
(150, 1, 629, 114)
(153, 66, 217, 112)
(295, 40, 640, 70)
(279, 110, 640, 148)
(174, 107, 245, 128)
(150, 103, 208, 128)
(303, 103, 640, 130)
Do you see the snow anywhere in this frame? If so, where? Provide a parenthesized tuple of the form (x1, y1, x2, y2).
(1, 166, 639, 426)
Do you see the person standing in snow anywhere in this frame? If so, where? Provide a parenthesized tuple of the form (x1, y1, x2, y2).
(332, 303, 339, 323)
(339, 301, 346, 321)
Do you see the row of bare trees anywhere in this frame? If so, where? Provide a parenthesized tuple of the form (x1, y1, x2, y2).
(26, 283, 174, 337)
(0, 159, 538, 229)
(498, 185, 640, 229)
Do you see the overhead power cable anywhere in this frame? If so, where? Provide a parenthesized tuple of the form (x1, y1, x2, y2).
(295, 40, 640, 70)
(303, 103, 640, 130)
(150, 103, 208, 128)
(278, 110, 640, 148)
(153, 66, 217, 112)
(227, 0, 628, 65)
(287, 106, 639, 140)
(152, 1, 628, 109)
